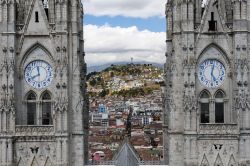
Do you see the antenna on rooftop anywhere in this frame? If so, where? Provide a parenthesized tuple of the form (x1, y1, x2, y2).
(131, 57, 134, 64)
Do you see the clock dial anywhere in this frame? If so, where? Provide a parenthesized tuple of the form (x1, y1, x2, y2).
(198, 59, 226, 88)
(25, 60, 53, 89)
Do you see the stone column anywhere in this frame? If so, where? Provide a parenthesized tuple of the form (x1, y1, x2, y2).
(0, 141, 2, 164)
(56, 139, 62, 165)
(210, 99, 215, 123)
(7, 139, 13, 165)
(3, 112, 6, 132)
(0, 112, 2, 132)
(2, 140, 6, 164)
(63, 111, 67, 132)
(62, 139, 68, 165)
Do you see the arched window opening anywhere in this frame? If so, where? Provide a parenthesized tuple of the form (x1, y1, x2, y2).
(201, 0, 208, 17)
(200, 91, 210, 123)
(215, 91, 224, 98)
(201, 0, 208, 7)
(27, 92, 37, 125)
(42, 0, 49, 20)
(208, 12, 217, 31)
(41, 92, 52, 125)
(215, 90, 225, 123)
(27, 92, 36, 100)
(42, 92, 51, 100)
(200, 91, 209, 98)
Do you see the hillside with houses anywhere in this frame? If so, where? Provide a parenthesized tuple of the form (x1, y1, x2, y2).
(87, 64, 165, 163)
(87, 63, 164, 98)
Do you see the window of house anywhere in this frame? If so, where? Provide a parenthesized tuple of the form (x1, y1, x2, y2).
(27, 92, 37, 125)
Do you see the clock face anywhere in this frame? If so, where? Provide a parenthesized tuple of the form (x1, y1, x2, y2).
(25, 60, 53, 89)
(198, 59, 226, 88)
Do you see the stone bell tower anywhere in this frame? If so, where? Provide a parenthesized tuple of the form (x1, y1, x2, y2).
(165, 0, 250, 165)
(0, 0, 88, 165)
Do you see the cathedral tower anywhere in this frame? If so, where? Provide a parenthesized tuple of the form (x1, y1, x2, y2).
(0, 0, 88, 165)
(165, 0, 250, 165)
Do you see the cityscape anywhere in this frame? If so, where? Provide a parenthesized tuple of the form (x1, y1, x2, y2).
(0, 0, 249, 166)
(87, 64, 165, 163)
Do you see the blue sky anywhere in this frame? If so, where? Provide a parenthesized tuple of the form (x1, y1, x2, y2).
(85, 15, 165, 32)
(83, 0, 166, 66)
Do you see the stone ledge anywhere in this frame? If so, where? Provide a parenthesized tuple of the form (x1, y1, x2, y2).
(15, 125, 54, 137)
(199, 123, 239, 135)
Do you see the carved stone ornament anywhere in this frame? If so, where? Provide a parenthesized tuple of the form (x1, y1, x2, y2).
(54, 83, 68, 112)
(0, 97, 14, 113)
(55, 46, 68, 78)
(199, 124, 238, 135)
(54, 96, 68, 112)
(15, 142, 56, 166)
(174, 141, 182, 153)
(0, 85, 15, 113)
(235, 58, 249, 70)
(0, 52, 15, 74)
(0, 0, 14, 5)
(183, 94, 198, 112)
(75, 94, 84, 112)
(15, 126, 54, 134)
(234, 90, 250, 111)
(165, 93, 176, 112)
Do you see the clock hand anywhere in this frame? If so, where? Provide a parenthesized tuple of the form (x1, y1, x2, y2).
(211, 64, 216, 81)
(31, 74, 39, 79)
(210, 65, 214, 81)
(30, 67, 40, 80)
(212, 74, 216, 81)
(37, 66, 40, 76)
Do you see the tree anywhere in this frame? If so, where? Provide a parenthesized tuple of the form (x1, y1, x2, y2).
(99, 89, 109, 97)
(89, 79, 97, 86)
(86, 71, 99, 80)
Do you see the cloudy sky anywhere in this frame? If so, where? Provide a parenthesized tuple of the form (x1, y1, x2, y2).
(82, 0, 166, 66)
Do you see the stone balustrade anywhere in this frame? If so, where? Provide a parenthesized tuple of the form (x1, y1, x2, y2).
(199, 123, 239, 135)
(15, 125, 54, 137)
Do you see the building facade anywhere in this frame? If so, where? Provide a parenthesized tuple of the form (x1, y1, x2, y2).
(165, 0, 250, 165)
(0, 0, 88, 165)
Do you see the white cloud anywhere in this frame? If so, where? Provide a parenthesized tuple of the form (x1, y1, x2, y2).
(82, 0, 166, 18)
(84, 24, 166, 66)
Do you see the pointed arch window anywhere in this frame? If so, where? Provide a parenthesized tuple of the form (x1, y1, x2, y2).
(42, 0, 49, 19)
(215, 90, 225, 123)
(199, 89, 227, 124)
(208, 12, 217, 31)
(200, 91, 210, 123)
(41, 92, 52, 125)
(42, 0, 49, 8)
(27, 92, 37, 125)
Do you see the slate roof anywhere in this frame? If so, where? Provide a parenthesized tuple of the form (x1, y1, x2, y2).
(113, 138, 140, 166)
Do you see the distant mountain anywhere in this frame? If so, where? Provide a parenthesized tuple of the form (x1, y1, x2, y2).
(87, 61, 164, 73)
